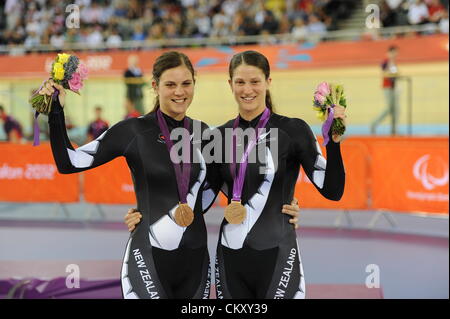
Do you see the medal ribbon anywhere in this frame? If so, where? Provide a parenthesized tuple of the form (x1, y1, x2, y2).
(230, 108, 271, 202)
(321, 104, 335, 146)
(156, 109, 191, 204)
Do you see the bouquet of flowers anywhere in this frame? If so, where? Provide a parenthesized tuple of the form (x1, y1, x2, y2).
(313, 82, 347, 145)
(29, 53, 88, 115)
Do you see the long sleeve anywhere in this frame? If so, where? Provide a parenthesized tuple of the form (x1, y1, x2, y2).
(48, 98, 135, 174)
(198, 125, 224, 213)
(291, 118, 345, 201)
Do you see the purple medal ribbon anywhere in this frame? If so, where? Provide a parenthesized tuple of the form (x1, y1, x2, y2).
(33, 111, 40, 146)
(156, 109, 191, 204)
(31, 81, 46, 147)
(230, 108, 271, 202)
(322, 104, 335, 146)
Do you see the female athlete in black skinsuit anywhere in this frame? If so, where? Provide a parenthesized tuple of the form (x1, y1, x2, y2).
(42, 52, 213, 299)
(212, 51, 346, 299)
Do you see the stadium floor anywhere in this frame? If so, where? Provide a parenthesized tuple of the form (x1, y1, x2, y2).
(0, 204, 447, 299)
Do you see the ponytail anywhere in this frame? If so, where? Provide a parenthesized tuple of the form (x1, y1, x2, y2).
(266, 90, 275, 112)
(151, 96, 160, 113)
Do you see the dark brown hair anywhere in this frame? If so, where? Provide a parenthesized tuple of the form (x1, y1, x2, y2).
(228, 50, 274, 112)
(151, 51, 196, 112)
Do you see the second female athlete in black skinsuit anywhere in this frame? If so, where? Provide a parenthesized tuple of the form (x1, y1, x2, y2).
(205, 50, 346, 299)
(210, 112, 345, 299)
(48, 98, 215, 299)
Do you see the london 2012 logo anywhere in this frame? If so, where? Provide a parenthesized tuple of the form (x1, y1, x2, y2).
(413, 155, 448, 190)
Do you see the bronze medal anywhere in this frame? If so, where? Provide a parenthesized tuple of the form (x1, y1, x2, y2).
(227, 108, 271, 226)
(156, 110, 194, 228)
(174, 203, 194, 227)
(224, 201, 246, 224)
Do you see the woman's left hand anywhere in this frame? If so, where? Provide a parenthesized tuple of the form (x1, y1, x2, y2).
(124, 208, 142, 232)
(282, 197, 300, 229)
(332, 104, 347, 143)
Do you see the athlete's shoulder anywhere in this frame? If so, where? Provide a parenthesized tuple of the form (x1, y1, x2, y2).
(109, 112, 158, 136)
(133, 112, 159, 127)
(190, 118, 210, 132)
(216, 118, 235, 132)
(113, 115, 143, 129)
(270, 113, 311, 133)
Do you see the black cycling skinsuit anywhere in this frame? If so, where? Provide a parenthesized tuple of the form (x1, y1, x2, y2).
(211, 111, 345, 299)
(48, 99, 215, 299)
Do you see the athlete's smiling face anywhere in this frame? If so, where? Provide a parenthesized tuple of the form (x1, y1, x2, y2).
(154, 65, 195, 120)
(229, 64, 271, 118)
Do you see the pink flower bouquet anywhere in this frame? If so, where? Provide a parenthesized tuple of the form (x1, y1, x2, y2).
(313, 82, 347, 145)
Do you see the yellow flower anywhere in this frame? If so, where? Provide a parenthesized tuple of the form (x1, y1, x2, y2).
(312, 106, 327, 121)
(316, 110, 327, 122)
(57, 53, 70, 64)
(313, 106, 322, 112)
(53, 62, 65, 80)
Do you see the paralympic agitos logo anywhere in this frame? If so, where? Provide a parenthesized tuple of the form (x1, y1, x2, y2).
(413, 155, 448, 190)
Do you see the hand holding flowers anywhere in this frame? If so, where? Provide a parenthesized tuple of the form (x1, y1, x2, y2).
(38, 79, 66, 107)
(312, 82, 347, 145)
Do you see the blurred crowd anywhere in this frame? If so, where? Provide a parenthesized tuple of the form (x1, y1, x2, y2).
(0, 0, 357, 51)
(380, 0, 448, 32)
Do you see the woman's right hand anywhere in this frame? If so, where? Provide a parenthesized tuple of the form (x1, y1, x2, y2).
(38, 79, 66, 107)
(124, 208, 142, 232)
